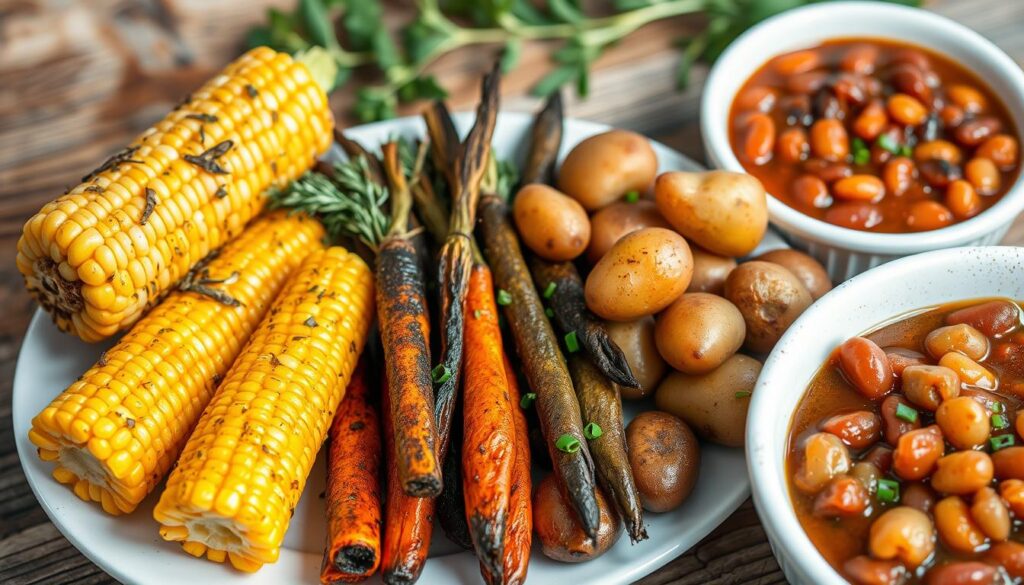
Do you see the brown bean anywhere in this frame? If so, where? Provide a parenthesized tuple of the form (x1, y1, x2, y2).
(915, 140, 963, 165)
(947, 300, 1020, 337)
(955, 118, 1002, 148)
(925, 324, 990, 361)
(891, 49, 932, 72)
(906, 201, 954, 232)
(865, 445, 895, 474)
(791, 174, 832, 208)
(992, 447, 1024, 480)
(851, 462, 881, 494)
(881, 157, 916, 198)
(844, 556, 907, 585)
(903, 482, 937, 514)
(971, 486, 1010, 541)
(833, 175, 886, 202)
(940, 105, 966, 128)
(936, 396, 991, 450)
(810, 119, 850, 161)
(893, 425, 944, 481)
(774, 50, 821, 75)
(803, 158, 853, 183)
(925, 562, 998, 585)
(826, 203, 883, 230)
(833, 74, 868, 107)
(794, 432, 851, 494)
(976, 134, 1019, 170)
(813, 476, 869, 518)
(735, 85, 779, 113)
(838, 337, 893, 399)
(841, 44, 879, 75)
(902, 365, 961, 411)
(868, 506, 935, 568)
(888, 94, 928, 126)
(890, 64, 933, 106)
(885, 347, 928, 377)
(998, 479, 1024, 516)
(787, 71, 830, 95)
(988, 541, 1024, 579)
(853, 100, 888, 141)
(882, 395, 922, 445)
(931, 451, 994, 494)
(947, 85, 988, 114)
(741, 113, 776, 165)
(939, 352, 996, 389)
(918, 159, 963, 189)
(820, 410, 882, 449)
(946, 180, 982, 220)
(961, 387, 1010, 414)
(780, 94, 813, 127)
(965, 157, 1000, 195)
(934, 496, 986, 554)
(776, 128, 809, 163)
(813, 90, 845, 120)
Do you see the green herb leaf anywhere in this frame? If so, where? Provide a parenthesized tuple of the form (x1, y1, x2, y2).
(500, 39, 522, 73)
(565, 331, 580, 353)
(372, 27, 401, 71)
(520, 392, 537, 409)
(555, 434, 581, 453)
(624, 190, 640, 203)
(398, 75, 449, 102)
(497, 289, 513, 306)
(299, 0, 339, 50)
(991, 434, 1016, 451)
(614, 0, 654, 9)
(895, 403, 918, 424)
(532, 65, 577, 97)
(341, 0, 382, 51)
(543, 282, 557, 299)
(877, 478, 900, 504)
(583, 422, 603, 440)
(432, 364, 452, 384)
(354, 88, 396, 122)
(548, 0, 584, 23)
(545, 307, 555, 318)
(403, 18, 448, 64)
(511, 0, 553, 25)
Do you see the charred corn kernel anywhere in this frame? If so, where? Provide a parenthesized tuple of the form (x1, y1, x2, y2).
(17, 47, 333, 342)
(28, 213, 324, 516)
(154, 247, 374, 573)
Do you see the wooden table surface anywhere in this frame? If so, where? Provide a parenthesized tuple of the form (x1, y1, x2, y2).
(2, 1, 1023, 583)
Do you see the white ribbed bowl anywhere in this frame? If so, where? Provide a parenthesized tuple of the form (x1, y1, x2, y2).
(701, 2, 1024, 282)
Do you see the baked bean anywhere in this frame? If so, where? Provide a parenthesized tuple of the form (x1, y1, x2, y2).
(893, 425, 944, 481)
(882, 395, 922, 445)
(945, 180, 982, 220)
(885, 347, 928, 377)
(918, 159, 963, 189)
(924, 562, 998, 585)
(939, 352, 996, 389)
(906, 201, 954, 232)
(870, 143, 894, 167)
(787, 70, 830, 95)
(844, 556, 907, 585)
(735, 85, 778, 113)
(814, 90, 845, 120)
(935, 396, 990, 450)
(804, 159, 853, 183)
(880, 158, 916, 197)
(955, 118, 1002, 147)
(833, 175, 886, 202)
(934, 496, 986, 554)
(868, 506, 935, 568)
(930, 451, 994, 494)
(903, 482, 937, 514)
(964, 157, 1000, 195)
(970, 486, 1010, 541)
(947, 84, 987, 114)
(890, 64, 933, 106)
(814, 476, 869, 518)
(991, 447, 1024, 480)
(838, 337, 893, 399)
(833, 74, 868, 107)
(976, 134, 1019, 170)
(1018, 411, 1024, 441)
(902, 365, 961, 411)
(951, 301, 1018, 338)
(780, 94, 814, 127)
(777, 128, 809, 163)
(891, 48, 931, 72)
(811, 119, 850, 161)
(842, 44, 879, 75)
(960, 387, 1009, 414)
(852, 462, 881, 494)
(794, 432, 852, 494)
(853, 100, 888, 140)
(774, 50, 821, 76)
(988, 541, 1024, 579)
(925, 324, 990, 361)
(888, 94, 928, 126)
(792, 175, 832, 208)
(939, 105, 965, 128)
(916, 113, 941, 143)
(914, 140, 962, 165)
(998, 479, 1024, 516)
(741, 113, 776, 165)
(821, 410, 882, 449)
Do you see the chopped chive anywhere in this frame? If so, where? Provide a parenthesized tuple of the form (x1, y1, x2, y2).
(992, 413, 1009, 430)
(877, 478, 900, 504)
(431, 364, 451, 384)
(992, 402, 1006, 413)
(624, 190, 640, 203)
(545, 307, 555, 318)
(520, 392, 537, 409)
(852, 137, 866, 151)
(895, 402, 919, 424)
(876, 133, 900, 154)
(735, 391, 752, 399)
(555, 434, 581, 453)
(497, 289, 512, 306)
(543, 282, 557, 299)
(473, 309, 482, 319)
(584, 422, 603, 440)
(565, 331, 580, 353)
(899, 145, 913, 157)
(991, 434, 1016, 451)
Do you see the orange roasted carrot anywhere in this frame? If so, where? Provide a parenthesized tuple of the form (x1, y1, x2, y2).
(502, 352, 532, 585)
(462, 264, 516, 584)
(381, 375, 436, 585)
(321, 359, 382, 584)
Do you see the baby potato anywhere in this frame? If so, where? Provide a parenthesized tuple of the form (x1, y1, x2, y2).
(724, 261, 813, 353)
(654, 170, 768, 257)
(584, 227, 693, 321)
(687, 246, 737, 295)
(605, 317, 667, 399)
(513, 184, 591, 261)
(558, 130, 658, 211)
(586, 200, 670, 264)
(626, 411, 701, 512)
(654, 354, 762, 447)
(533, 474, 622, 562)
(655, 293, 745, 375)
(753, 249, 832, 300)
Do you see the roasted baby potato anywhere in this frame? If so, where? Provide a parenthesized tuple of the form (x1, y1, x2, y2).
(558, 130, 658, 211)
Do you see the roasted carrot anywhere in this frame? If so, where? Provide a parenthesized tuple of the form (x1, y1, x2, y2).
(321, 359, 383, 584)
(502, 354, 532, 585)
(569, 354, 648, 543)
(437, 434, 473, 551)
(462, 264, 516, 584)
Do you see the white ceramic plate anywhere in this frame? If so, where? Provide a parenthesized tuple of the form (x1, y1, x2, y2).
(14, 112, 778, 585)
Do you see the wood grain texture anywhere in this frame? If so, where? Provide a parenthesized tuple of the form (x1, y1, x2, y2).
(1, 0, 1022, 583)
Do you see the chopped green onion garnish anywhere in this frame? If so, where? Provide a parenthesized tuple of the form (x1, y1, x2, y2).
(895, 402, 919, 424)
(854, 149, 870, 165)
(520, 392, 537, 409)
(899, 145, 913, 158)
(992, 402, 1006, 413)
(991, 434, 1016, 451)
(555, 434, 581, 453)
(992, 413, 1009, 430)
(876, 133, 899, 154)
(543, 282, 557, 299)
(624, 190, 640, 203)
(877, 478, 900, 504)
(431, 364, 451, 384)
(584, 422, 603, 440)
(565, 331, 580, 353)
(735, 391, 752, 399)
(545, 307, 555, 318)
(497, 289, 512, 306)
(473, 309, 482, 319)
(852, 137, 866, 151)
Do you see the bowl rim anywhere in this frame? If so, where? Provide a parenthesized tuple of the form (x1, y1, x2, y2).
(701, 1, 1024, 255)
(746, 245, 1024, 584)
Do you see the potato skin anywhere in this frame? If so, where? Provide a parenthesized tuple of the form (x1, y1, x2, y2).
(584, 227, 693, 321)
(626, 411, 700, 512)
(654, 354, 761, 447)
(655, 293, 745, 375)
(605, 317, 667, 400)
(654, 171, 768, 257)
(513, 184, 591, 261)
(558, 130, 658, 211)
(754, 249, 832, 300)
(724, 261, 813, 354)
(687, 246, 737, 295)
(533, 474, 622, 562)
(586, 200, 670, 264)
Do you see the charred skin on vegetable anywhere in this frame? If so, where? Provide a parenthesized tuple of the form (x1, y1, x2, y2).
(520, 92, 564, 186)
(502, 353, 532, 585)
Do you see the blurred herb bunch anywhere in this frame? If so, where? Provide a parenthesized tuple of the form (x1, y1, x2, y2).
(249, 0, 920, 122)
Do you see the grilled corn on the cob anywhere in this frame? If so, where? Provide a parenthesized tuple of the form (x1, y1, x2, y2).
(154, 246, 374, 572)
(27, 212, 325, 515)
(16, 46, 333, 342)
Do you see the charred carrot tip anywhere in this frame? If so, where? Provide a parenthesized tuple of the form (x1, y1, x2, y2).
(334, 544, 377, 575)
